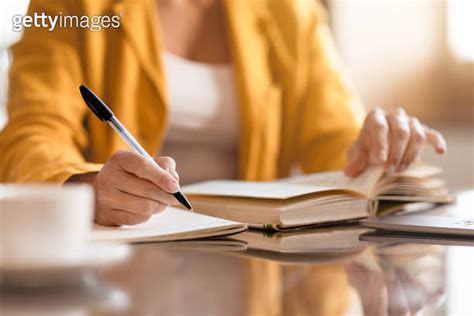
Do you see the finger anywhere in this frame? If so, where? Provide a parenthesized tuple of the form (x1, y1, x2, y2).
(112, 150, 180, 193)
(398, 117, 426, 172)
(395, 269, 425, 314)
(114, 170, 179, 206)
(344, 146, 369, 177)
(154, 156, 180, 181)
(384, 269, 410, 316)
(110, 189, 167, 216)
(366, 108, 389, 163)
(385, 109, 411, 174)
(346, 141, 361, 162)
(108, 209, 151, 226)
(424, 126, 447, 154)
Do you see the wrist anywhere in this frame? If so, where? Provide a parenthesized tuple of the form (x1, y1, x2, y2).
(65, 172, 98, 186)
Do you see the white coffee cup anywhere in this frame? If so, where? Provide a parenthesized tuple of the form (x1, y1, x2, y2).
(0, 184, 94, 265)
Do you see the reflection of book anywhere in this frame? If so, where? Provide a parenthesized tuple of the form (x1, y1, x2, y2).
(232, 227, 368, 264)
(361, 214, 474, 236)
(240, 248, 363, 264)
(235, 226, 368, 253)
(91, 207, 247, 243)
(183, 162, 452, 229)
(156, 238, 248, 252)
(360, 231, 474, 247)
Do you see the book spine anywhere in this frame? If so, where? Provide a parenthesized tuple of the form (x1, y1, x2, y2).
(369, 199, 379, 218)
(247, 223, 279, 230)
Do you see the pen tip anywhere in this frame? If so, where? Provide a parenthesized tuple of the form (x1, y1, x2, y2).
(183, 197, 193, 211)
(173, 192, 193, 211)
(183, 201, 193, 211)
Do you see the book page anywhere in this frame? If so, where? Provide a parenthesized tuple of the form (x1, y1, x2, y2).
(286, 167, 384, 197)
(183, 180, 338, 199)
(373, 161, 446, 198)
(91, 207, 246, 243)
(394, 161, 442, 178)
(182, 163, 440, 201)
(287, 162, 441, 198)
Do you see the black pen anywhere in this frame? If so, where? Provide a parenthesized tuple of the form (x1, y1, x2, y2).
(79, 85, 193, 211)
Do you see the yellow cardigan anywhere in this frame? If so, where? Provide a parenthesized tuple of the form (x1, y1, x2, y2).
(0, 2, 361, 314)
(0, 0, 364, 183)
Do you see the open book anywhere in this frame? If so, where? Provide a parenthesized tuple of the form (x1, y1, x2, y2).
(91, 207, 247, 243)
(182, 162, 453, 230)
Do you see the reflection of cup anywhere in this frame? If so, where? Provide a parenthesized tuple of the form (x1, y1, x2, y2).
(0, 184, 94, 265)
(0, 282, 129, 316)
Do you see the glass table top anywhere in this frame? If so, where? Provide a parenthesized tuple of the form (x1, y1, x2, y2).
(1, 192, 473, 316)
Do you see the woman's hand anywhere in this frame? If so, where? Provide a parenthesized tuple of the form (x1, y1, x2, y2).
(68, 150, 181, 226)
(345, 107, 446, 177)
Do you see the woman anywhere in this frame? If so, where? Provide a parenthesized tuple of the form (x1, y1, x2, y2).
(0, 0, 446, 227)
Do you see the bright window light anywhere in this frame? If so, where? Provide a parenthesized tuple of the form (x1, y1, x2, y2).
(446, 246, 474, 316)
(448, 0, 474, 62)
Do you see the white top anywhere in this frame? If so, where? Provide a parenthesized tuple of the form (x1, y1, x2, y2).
(159, 52, 240, 185)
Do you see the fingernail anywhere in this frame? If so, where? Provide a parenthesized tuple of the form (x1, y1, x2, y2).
(165, 167, 178, 180)
(397, 164, 407, 173)
(168, 179, 180, 193)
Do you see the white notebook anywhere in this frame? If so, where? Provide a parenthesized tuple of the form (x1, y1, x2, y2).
(91, 207, 247, 243)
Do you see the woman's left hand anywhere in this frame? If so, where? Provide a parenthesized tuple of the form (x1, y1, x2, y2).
(345, 107, 447, 177)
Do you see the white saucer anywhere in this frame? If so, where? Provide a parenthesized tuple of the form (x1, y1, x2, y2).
(0, 243, 131, 288)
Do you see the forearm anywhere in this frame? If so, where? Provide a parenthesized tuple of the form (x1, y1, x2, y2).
(0, 125, 102, 183)
(295, 5, 364, 174)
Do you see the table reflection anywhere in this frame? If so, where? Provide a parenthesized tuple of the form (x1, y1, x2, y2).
(1, 236, 473, 315)
(347, 244, 445, 315)
(0, 280, 129, 315)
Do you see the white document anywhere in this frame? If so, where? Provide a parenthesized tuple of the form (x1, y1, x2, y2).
(91, 207, 247, 243)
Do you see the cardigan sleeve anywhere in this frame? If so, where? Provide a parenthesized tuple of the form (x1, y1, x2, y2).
(296, 2, 365, 173)
(0, 0, 102, 183)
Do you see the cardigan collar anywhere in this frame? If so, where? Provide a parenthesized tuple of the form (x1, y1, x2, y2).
(111, 0, 275, 107)
(112, 0, 167, 109)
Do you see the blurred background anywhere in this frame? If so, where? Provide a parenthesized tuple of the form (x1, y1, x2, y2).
(0, 0, 30, 128)
(0, 0, 472, 189)
(323, 0, 474, 190)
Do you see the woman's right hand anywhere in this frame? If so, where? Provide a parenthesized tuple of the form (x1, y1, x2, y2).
(68, 150, 181, 226)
